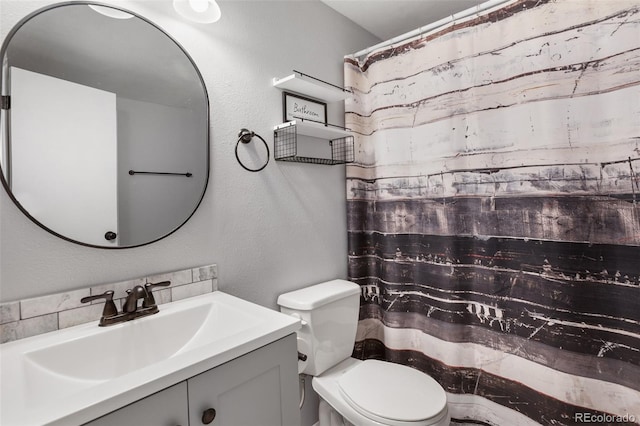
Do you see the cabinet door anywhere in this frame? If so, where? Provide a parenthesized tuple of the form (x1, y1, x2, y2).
(188, 334, 300, 426)
(83, 381, 188, 426)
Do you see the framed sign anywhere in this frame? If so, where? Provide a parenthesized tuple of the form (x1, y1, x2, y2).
(282, 92, 327, 123)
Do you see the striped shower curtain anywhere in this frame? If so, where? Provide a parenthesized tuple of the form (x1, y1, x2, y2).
(345, 0, 640, 424)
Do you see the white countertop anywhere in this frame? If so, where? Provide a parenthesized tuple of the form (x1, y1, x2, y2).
(0, 291, 300, 426)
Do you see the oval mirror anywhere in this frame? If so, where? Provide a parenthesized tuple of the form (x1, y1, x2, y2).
(0, 2, 209, 248)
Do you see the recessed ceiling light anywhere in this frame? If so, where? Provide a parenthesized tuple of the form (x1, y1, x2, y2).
(173, 0, 222, 24)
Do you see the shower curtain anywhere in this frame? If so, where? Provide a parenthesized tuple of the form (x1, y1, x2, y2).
(345, 0, 640, 425)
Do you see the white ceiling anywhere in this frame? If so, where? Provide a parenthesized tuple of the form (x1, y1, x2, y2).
(320, 0, 486, 41)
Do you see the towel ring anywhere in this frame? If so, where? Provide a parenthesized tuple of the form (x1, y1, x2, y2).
(235, 128, 269, 172)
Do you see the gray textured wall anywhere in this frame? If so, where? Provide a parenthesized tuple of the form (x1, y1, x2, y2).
(0, 3, 378, 423)
(0, 0, 378, 304)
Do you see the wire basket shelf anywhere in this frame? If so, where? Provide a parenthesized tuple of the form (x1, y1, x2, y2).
(273, 121, 354, 165)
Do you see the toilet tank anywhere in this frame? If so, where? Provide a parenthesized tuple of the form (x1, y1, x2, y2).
(277, 280, 361, 376)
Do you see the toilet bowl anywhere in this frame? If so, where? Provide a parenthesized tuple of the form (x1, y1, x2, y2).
(313, 358, 449, 426)
(277, 280, 450, 426)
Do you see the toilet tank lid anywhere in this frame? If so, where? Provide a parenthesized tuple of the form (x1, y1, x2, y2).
(277, 280, 360, 310)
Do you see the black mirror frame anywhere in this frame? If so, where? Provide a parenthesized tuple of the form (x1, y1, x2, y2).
(0, 1, 210, 249)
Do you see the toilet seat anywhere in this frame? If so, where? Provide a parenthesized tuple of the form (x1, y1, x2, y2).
(337, 360, 448, 426)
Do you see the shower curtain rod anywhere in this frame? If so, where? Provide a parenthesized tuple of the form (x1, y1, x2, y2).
(348, 0, 512, 60)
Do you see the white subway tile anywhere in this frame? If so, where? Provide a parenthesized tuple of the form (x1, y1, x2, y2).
(171, 280, 213, 302)
(21, 289, 89, 319)
(153, 288, 172, 305)
(59, 304, 104, 329)
(5, 264, 217, 342)
(0, 301, 20, 324)
(146, 269, 192, 287)
(0, 314, 58, 343)
(192, 264, 218, 282)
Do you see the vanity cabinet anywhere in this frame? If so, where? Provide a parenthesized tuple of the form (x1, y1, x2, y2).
(188, 333, 299, 425)
(83, 334, 299, 426)
(84, 382, 188, 426)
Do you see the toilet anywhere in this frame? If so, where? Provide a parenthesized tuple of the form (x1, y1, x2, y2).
(278, 280, 450, 426)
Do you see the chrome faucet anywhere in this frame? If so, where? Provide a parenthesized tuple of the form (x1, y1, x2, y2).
(81, 281, 171, 326)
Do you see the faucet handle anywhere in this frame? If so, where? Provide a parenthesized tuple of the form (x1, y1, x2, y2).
(81, 290, 118, 320)
(143, 281, 171, 308)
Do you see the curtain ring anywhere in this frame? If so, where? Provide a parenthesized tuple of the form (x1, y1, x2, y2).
(235, 128, 269, 172)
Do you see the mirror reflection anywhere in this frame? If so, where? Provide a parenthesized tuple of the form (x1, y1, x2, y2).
(0, 3, 209, 248)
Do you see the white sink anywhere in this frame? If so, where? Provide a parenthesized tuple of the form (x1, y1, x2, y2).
(0, 291, 300, 426)
(25, 300, 257, 381)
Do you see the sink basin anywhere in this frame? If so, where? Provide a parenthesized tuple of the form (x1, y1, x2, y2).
(0, 291, 300, 426)
(25, 300, 257, 381)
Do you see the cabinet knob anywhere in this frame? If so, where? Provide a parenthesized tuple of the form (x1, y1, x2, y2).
(202, 408, 216, 424)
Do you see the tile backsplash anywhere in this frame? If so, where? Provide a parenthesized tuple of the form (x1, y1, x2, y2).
(0, 264, 217, 344)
